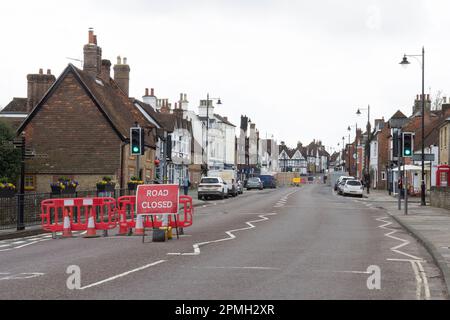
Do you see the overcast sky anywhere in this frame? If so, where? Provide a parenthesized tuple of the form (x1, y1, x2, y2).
(1, 0, 449, 152)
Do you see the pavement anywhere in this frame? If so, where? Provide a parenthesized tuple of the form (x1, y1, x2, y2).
(0, 184, 447, 299)
(355, 189, 450, 295)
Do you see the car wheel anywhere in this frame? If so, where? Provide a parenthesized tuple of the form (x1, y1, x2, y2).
(198, 195, 202, 200)
(221, 192, 225, 200)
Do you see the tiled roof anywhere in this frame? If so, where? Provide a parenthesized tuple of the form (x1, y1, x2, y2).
(390, 110, 407, 119)
(18, 64, 157, 147)
(2, 98, 28, 113)
(214, 114, 236, 127)
(154, 112, 192, 133)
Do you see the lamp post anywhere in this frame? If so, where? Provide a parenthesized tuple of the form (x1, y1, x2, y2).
(357, 105, 371, 194)
(205, 93, 222, 177)
(342, 136, 345, 172)
(348, 123, 358, 178)
(399, 47, 426, 206)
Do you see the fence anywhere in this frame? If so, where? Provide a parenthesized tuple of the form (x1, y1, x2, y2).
(0, 188, 135, 231)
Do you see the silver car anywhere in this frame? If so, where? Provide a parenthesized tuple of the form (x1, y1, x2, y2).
(246, 177, 263, 190)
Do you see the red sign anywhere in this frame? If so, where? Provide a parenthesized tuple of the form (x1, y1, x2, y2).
(136, 184, 179, 215)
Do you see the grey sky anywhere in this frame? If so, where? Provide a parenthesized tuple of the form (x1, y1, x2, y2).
(1, 0, 449, 151)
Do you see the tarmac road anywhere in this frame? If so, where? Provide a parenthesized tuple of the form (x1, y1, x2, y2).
(0, 184, 447, 300)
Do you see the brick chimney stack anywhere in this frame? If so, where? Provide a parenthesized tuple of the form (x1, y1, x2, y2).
(26, 68, 56, 112)
(99, 59, 111, 83)
(83, 28, 102, 78)
(114, 56, 130, 96)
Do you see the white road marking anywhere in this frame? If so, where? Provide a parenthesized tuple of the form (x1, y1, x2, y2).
(167, 213, 278, 256)
(11, 241, 26, 245)
(376, 216, 431, 300)
(0, 273, 45, 281)
(376, 217, 423, 261)
(334, 270, 372, 274)
(417, 262, 431, 300)
(79, 260, 167, 290)
(410, 261, 423, 300)
(0, 239, 51, 252)
(193, 266, 281, 271)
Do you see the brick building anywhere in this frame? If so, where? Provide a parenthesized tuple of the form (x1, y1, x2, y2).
(12, 29, 158, 192)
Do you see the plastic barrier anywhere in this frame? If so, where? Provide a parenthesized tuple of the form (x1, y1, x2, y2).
(41, 197, 118, 233)
(169, 195, 194, 228)
(117, 195, 194, 231)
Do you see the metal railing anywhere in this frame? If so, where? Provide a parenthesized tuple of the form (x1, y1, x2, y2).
(0, 188, 136, 231)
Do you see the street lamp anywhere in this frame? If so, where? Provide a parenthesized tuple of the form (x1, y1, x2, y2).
(357, 105, 371, 193)
(399, 47, 426, 206)
(205, 93, 222, 177)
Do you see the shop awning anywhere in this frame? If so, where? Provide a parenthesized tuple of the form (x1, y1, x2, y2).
(392, 165, 429, 172)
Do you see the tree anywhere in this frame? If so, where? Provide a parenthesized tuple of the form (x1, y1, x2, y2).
(0, 120, 21, 184)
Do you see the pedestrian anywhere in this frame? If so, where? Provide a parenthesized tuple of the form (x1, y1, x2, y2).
(182, 175, 190, 196)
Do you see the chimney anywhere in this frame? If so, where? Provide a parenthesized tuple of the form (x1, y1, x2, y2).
(180, 93, 189, 110)
(114, 56, 130, 96)
(83, 28, 102, 78)
(160, 99, 170, 114)
(99, 59, 111, 82)
(26, 68, 56, 112)
(142, 88, 157, 109)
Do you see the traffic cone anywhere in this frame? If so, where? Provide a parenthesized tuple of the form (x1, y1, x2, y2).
(134, 214, 145, 236)
(62, 209, 72, 238)
(84, 208, 99, 238)
(116, 212, 129, 236)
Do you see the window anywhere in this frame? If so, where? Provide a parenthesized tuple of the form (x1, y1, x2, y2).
(381, 172, 386, 181)
(24, 175, 36, 191)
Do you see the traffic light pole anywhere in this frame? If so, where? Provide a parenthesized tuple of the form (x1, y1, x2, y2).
(398, 129, 402, 211)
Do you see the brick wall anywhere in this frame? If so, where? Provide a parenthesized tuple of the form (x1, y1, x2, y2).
(23, 72, 122, 175)
(376, 125, 391, 190)
(430, 187, 450, 210)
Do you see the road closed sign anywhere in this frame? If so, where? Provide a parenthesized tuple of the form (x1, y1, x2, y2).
(136, 184, 179, 214)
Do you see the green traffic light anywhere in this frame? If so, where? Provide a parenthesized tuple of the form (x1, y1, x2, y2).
(133, 146, 140, 153)
(405, 150, 411, 156)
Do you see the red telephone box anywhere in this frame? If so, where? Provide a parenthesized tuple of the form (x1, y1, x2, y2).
(436, 165, 450, 187)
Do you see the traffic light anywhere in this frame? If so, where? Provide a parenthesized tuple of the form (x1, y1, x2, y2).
(402, 132, 414, 157)
(130, 127, 144, 155)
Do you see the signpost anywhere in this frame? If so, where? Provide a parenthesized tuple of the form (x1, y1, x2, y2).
(136, 184, 179, 242)
(412, 153, 435, 162)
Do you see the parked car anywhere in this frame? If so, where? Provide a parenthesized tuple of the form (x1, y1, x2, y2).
(341, 179, 364, 197)
(246, 177, 263, 190)
(258, 175, 277, 189)
(335, 176, 355, 193)
(237, 180, 244, 194)
(198, 177, 229, 200)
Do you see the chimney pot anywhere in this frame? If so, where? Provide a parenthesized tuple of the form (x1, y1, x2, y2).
(151, 88, 154, 96)
(145, 88, 149, 96)
(39, 68, 43, 75)
(47, 69, 51, 75)
(123, 57, 127, 64)
(88, 28, 94, 44)
(117, 56, 121, 65)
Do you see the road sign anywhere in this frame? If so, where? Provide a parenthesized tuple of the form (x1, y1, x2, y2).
(136, 184, 179, 215)
(292, 178, 301, 183)
(412, 153, 435, 162)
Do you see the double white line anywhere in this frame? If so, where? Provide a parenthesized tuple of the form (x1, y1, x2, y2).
(377, 216, 431, 300)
